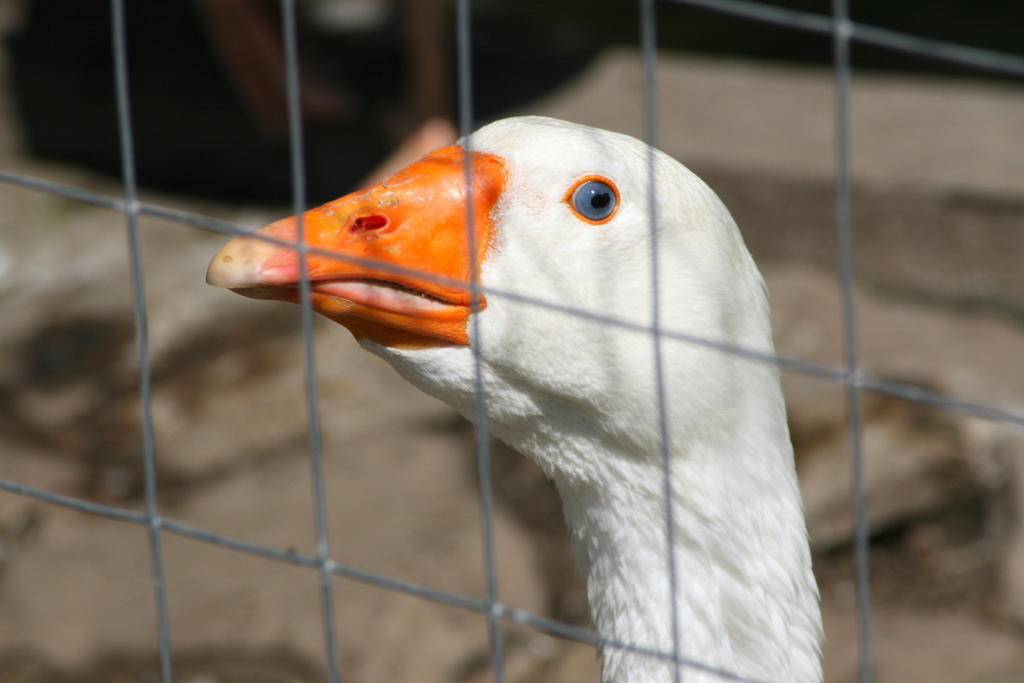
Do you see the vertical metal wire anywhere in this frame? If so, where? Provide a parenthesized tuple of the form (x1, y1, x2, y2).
(455, 1, 506, 680)
(639, 1, 682, 680)
(831, 1, 874, 681)
(280, 2, 341, 681)
(110, 1, 174, 681)
(5, 2, 1023, 681)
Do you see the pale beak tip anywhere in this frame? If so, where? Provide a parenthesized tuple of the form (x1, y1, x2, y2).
(206, 237, 273, 289)
(205, 251, 236, 288)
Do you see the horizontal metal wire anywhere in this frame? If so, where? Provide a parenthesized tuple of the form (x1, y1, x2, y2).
(0, 193, 1013, 683)
(0, 476, 764, 682)
(668, 0, 1024, 77)
(0, 170, 1021, 431)
(0, 176, 1021, 437)
(3, 4, 1023, 680)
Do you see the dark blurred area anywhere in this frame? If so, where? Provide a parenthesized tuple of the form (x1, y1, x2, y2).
(6, 0, 1023, 205)
(5, 0, 599, 204)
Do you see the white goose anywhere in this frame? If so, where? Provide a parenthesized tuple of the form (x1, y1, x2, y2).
(207, 116, 822, 682)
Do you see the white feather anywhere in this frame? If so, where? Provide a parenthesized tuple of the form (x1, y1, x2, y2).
(365, 116, 822, 683)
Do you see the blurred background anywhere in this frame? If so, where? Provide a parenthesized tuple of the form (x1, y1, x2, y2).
(1, 0, 1023, 681)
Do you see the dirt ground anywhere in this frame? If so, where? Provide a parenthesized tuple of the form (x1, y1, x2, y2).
(1, 46, 1023, 683)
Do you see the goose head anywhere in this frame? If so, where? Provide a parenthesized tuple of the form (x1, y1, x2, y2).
(207, 116, 772, 476)
(207, 116, 821, 682)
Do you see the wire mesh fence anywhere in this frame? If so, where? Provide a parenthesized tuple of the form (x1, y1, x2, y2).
(0, 1, 1022, 682)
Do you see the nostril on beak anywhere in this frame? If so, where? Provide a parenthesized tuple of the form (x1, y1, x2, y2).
(349, 213, 390, 234)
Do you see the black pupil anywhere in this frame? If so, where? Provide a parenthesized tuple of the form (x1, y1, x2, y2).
(575, 180, 615, 221)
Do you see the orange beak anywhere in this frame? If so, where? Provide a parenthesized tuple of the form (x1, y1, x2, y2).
(206, 146, 506, 347)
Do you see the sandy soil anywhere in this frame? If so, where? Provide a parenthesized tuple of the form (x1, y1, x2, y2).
(1, 48, 1023, 682)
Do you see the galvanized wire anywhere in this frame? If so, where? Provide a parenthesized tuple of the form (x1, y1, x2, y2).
(0, 1, 1022, 682)
(0, 474, 766, 683)
(668, 0, 1024, 77)
(829, 3, 873, 681)
(280, 1, 342, 681)
(455, 0, 507, 681)
(110, 2, 174, 681)
(5, 168, 1024, 434)
(639, 1, 683, 681)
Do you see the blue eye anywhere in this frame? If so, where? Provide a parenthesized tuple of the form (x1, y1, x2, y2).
(570, 178, 618, 223)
